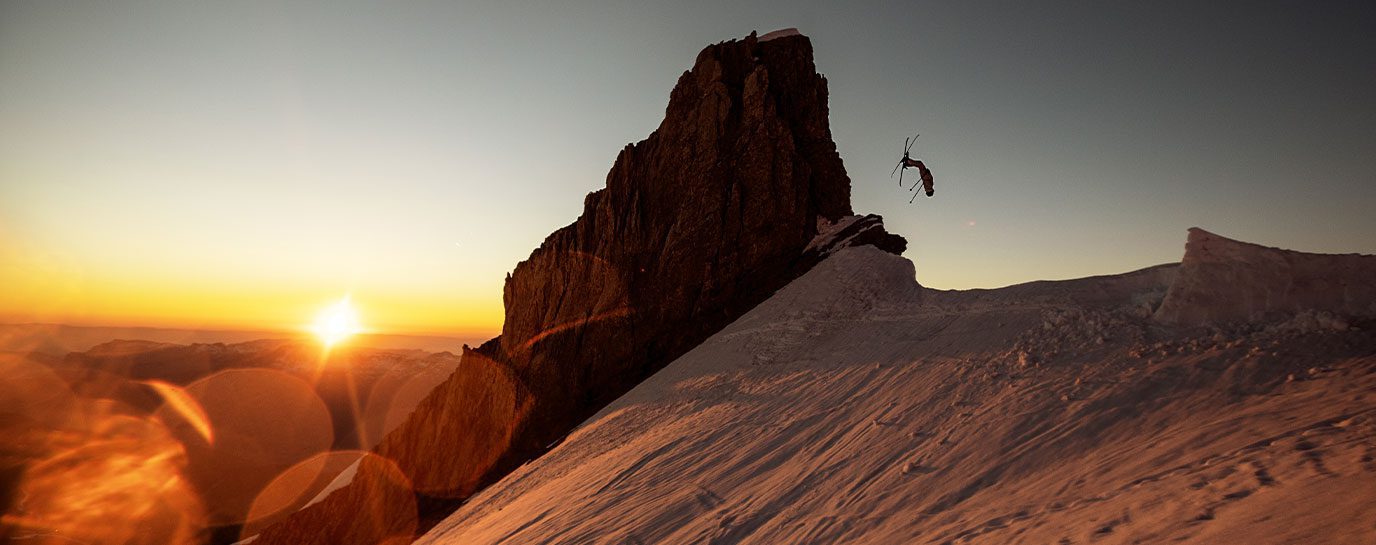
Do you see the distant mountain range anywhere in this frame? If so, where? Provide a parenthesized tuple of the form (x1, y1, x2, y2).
(0, 323, 489, 355)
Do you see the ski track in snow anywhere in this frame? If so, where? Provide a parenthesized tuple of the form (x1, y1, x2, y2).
(418, 246, 1376, 545)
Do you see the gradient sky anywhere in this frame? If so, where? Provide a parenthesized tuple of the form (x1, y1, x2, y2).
(3, 2, 1374, 335)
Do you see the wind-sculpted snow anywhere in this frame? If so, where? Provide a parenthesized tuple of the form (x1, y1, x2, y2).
(419, 244, 1376, 545)
(1155, 227, 1376, 326)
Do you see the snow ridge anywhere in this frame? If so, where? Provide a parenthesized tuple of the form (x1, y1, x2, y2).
(418, 241, 1376, 545)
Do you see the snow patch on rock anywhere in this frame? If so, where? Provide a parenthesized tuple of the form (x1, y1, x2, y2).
(759, 27, 802, 41)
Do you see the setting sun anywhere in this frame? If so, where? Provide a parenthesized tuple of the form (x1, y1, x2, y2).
(311, 296, 362, 347)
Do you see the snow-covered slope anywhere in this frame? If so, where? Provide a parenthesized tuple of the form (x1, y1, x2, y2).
(417, 244, 1376, 545)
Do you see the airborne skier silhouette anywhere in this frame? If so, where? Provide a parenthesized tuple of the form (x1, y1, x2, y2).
(891, 134, 934, 203)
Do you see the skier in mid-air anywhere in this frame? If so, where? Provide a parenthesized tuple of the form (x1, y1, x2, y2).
(891, 134, 934, 202)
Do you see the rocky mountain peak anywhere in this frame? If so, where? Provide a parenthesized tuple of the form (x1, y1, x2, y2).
(252, 31, 903, 544)
(494, 28, 899, 431)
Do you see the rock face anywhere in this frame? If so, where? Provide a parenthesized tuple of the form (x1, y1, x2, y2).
(1154, 228, 1376, 326)
(251, 30, 904, 544)
(373, 348, 531, 501)
(498, 30, 899, 437)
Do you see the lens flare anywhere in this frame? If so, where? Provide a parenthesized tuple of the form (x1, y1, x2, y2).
(6, 400, 206, 545)
(248, 453, 417, 545)
(239, 450, 369, 540)
(143, 380, 213, 445)
(157, 368, 334, 526)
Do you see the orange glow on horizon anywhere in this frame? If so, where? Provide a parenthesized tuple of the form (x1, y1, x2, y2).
(310, 295, 363, 348)
(0, 230, 503, 336)
(0, 253, 502, 338)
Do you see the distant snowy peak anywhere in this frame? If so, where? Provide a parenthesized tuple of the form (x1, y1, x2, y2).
(759, 27, 802, 41)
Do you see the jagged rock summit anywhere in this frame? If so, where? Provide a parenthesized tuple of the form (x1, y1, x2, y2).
(250, 30, 904, 545)
(498, 28, 901, 418)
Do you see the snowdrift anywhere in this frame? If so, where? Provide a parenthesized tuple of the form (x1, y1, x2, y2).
(418, 235, 1376, 545)
(1155, 228, 1376, 326)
